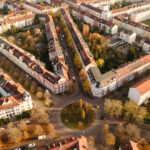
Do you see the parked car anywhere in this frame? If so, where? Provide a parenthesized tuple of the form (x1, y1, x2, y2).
(38, 135, 46, 140)
(28, 143, 36, 148)
(14, 148, 21, 150)
(25, 120, 30, 124)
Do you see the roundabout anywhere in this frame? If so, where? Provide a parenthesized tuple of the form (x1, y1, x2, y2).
(61, 99, 96, 130)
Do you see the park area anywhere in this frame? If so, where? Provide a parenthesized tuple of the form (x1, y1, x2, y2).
(61, 99, 96, 130)
(2, 22, 53, 72)
(141, 19, 150, 26)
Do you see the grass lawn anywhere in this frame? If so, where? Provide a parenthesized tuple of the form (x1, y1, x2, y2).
(141, 19, 150, 26)
(61, 102, 96, 130)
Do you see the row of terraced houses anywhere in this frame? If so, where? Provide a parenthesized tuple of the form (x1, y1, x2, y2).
(61, 8, 150, 98)
(0, 37, 69, 94)
(0, 72, 32, 119)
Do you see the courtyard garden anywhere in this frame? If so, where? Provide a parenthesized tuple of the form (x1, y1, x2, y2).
(2, 21, 53, 71)
(61, 99, 96, 130)
(141, 19, 150, 27)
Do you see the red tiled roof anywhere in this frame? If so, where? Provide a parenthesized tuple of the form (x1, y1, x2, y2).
(131, 79, 150, 95)
(115, 65, 130, 78)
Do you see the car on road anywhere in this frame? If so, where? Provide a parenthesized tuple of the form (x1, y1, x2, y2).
(38, 135, 46, 140)
(14, 148, 21, 150)
(28, 143, 36, 148)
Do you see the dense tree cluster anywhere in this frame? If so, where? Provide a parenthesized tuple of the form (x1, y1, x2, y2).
(0, 55, 53, 106)
(104, 99, 147, 123)
(0, 107, 55, 147)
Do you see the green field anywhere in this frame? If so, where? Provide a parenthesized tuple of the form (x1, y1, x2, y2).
(141, 19, 150, 26)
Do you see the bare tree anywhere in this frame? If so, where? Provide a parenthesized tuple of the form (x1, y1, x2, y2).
(7, 127, 22, 144)
(30, 107, 50, 125)
(125, 124, 141, 141)
(104, 99, 123, 119)
(41, 123, 55, 138)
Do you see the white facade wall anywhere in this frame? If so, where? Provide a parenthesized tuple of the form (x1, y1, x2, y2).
(113, 18, 150, 38)
(140, 41, 150, 54)
(128, 88, 150, 105)
(0, 42, 68, 94)
(131, 9, 150, 22)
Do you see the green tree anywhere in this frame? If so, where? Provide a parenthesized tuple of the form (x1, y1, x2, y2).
(96, 58, 105, 68)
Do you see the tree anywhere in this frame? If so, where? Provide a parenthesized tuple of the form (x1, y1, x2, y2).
(104, 99, 123, 119)
(79, 69, 86, 77)
(115, 124, 126, 143)
(83, 80, 90, 92)
(30, 107, 50, 125)
(81, 109, 85, 119)
(124, 100, 147, 122)
(84, 103, 89, 112)
(96, 59, 105, 68)
(125, 124, 141, 141)
(41, 123, 55, 137)
(138, 145, 150, 150)
(104, 133, 116, 146)
(0, 130, 9, 143)
(36, 91, 43, 100)
(101, 124, 109, 135)
(44, 90, 51, 99)
(127, 45, 136, 61)
(24, 78, 30, 89)
(79, 99, 82, 108)
(7, 127, 22, 144)
(82, 24, 89, 37)
(88, 136, 95, 147)
(74, 53, 81, 70)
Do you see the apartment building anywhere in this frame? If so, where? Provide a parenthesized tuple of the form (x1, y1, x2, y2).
(23, 1, 51, 14)
(0, 0, 6, 9)
(5, 1, 24, 11)
(61, 8, 150, 98)
(113, 15, 150, 38)
(140, 38, 150, 54)
(0, 10, 34, 34)
(0, 37, 69, 94)
(0, 73, 32, 119)
(44, 15, 69, 79)
(120, 29, 136, 44)
(70, 6, 118, 34)
(128, 79, 150, 105)
(27, 0, 51, 4)
(80, 3, 112, 20)
(111, 1, 150, 17)
(39, 136, 88, 150)
(131, 7, 150, 22)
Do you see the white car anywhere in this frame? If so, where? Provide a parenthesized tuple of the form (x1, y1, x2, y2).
(38, 135, 46, 140)
(14, 148, 21, 150)
(28, 143, 35, 148)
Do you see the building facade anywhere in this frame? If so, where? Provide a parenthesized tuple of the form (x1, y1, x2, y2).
(61, 8, 150, 98)
(0, 73, 32, 119)
(128, 79, 150, 105)
(0, 37, 69, 94)
(120, 29, 136, 44)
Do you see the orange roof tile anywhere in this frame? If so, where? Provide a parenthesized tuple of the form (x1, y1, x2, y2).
(131, 79, 150, 95)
